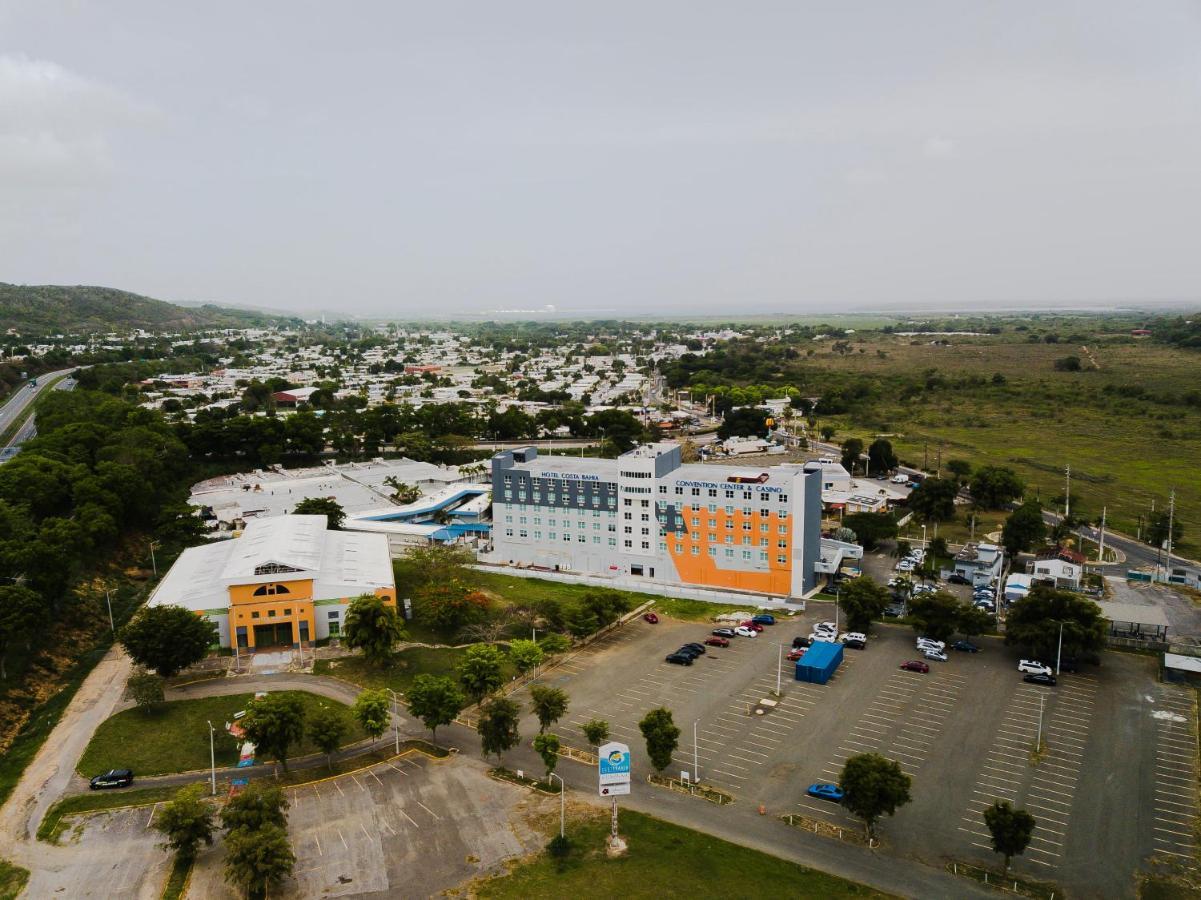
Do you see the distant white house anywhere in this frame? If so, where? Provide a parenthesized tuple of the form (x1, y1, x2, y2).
(1027, 549, 1084, 591)
(948, 542, 1004, 587)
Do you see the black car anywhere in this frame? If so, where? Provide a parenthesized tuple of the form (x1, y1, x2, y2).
(673, 646, 703, 659)
(90, 768, 134, 790)
(844, 638, 866, 650)
(952, 640, 980, 653)
(681, 642, 707, 655)
(947, 574, 972, 586)
(711, 628, 736, 638)
(792, 635, 812, 649)
(883, 603, 906, 617)
(665, 652, 694, 666)
(1023, 673, 1057, 686)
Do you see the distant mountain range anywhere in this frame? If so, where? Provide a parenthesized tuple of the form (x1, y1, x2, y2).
(0, 283, 302, 335)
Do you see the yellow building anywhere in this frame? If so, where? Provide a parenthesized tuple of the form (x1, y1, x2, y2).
(147, 515, 395, 650)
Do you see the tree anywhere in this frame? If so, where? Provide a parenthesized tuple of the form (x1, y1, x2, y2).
(0, 585, 40, 680)
(538, 632, 572, 655)
(840, 437, 864, 473)
(837, 577, 890, 632)
(957, 604, 994, 640)
(983, 800, 1036, 875)
(291, 496, 345, 529)
(508, 639, 544, 675)
(928, 535, 948, 560)
(717, 407, 771, 440)
(458, 643, 505, 702)
(582, 718, 610, 751)
(945, 458, 972, 484)
(154, 784, 214, 861)
(383, 476, 421, 504)
(529, 684, 569, 733)
(839, 752, 912, 840)
(478, 697, 521, 764)
(639, 707, 680, 774)
(1004, 586, 1107, 661)
(841, 513, 897, 551)
(417, 581, 490, 632)
(402, 543, 474, 590)
(867, 439, 898, 473)
(894, 539, 912, 559)
(906, 477, 958, 523)
(533, 732, 561, 781)
(1146, 510, 1184, 549)
(308, 704, 350, 768)
(1054, 355, 1082, 372)
(119, 605, 216, 677)
(353, 689, 391, 743)
(241, 693, 306, 772)
(224, 823, 295, 900)
(405, 674, 466, 742)
(128, 671, 165, 711)
(1002, 500, 1047, 556)
(908, 591, 963, 642)
(970, 466, 1025, 510)
(342, 594, 405, 666)
(219, 782, 288, 832)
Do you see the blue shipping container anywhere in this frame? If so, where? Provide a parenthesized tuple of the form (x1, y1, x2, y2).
(795, 640, 843, 685)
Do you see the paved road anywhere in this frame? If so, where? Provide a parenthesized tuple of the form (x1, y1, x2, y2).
(0, 368, 77, 463)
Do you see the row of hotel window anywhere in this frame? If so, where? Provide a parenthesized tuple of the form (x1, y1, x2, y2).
(498, 528, 786, 563)
(503, 512, 787, 537)
(503, 473, 787, 502)
(501, 478, 788, 504)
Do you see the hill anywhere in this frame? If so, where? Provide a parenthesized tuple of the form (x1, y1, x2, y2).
(0, 283, 300, 334)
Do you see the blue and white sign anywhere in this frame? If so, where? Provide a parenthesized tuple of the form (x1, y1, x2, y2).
(598, 741, 631, 794)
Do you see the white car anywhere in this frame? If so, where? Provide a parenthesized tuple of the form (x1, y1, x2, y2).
(839, 632, 867, 643)
(895, 560, 915, 572)
(813, 621, 837, 634)
(734, 626, 758, 638)
(1018, 659, 1051, 676)
(891, 473, 910, 484)
(808, 633, 834, 644)
(923, 649, 948, 662)
(916, 638, 945, 651)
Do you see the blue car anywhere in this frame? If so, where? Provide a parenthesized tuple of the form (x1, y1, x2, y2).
(806, 783, 844, 803)
(751, 614, 776, 626)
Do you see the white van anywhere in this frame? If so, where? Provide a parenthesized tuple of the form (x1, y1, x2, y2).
(890, 473, 910, 484)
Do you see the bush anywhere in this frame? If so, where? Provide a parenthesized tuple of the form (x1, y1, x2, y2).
(548, 833, 572, 858)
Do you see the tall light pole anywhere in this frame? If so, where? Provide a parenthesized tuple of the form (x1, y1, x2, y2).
(776, 643, 784, 696)
(693, 720, 701, 783)
(1055, 621, 1064, 676)
(104, 590, 115, 635)
(149, 540, 161, 577)
(207, 720, 217, 796)
(387, 688, 400, 753)
(549, 772, 565, 838)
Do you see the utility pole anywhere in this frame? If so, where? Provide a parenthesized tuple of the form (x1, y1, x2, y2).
(149, 540, 160, 577)
(923, 442, 929, 470)
(207, 721, 217, 796)
(693, 720, 700, 784)
(1097, 506, 1107, 565)
(1166, 489, 1176, 577)
(936, 444, 942, 477)
(104, 590, 115, 634)
(1064, 465, 1071, 520)
(1055, 621, 1064, 675)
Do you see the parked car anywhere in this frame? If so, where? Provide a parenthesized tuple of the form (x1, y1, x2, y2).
(642, 612, 659, 624)
(915, 637, 946, 651)
(705, 636, 730, 648)
(891, 473, 910, 484)
(952, 640, 980, 653)
(896, 560, 916, 572)
(947, 574, 972, 586)
(806, 782, 845, 803)
(899, 660, 930, 673)
(751, 614, 776, 626)
(813, 621, 837, 634)
(734, 626, 758, 638)
(843, 636, 867, 650)
(1023, 672, 1058, 686)
(712, 628, 736, 638)
(1018, 660, 1052, 676)
(665, 652, 694, 666)
(883, 603, 906, 618)
(839, 632, 867, 644)
(681, 642, 706, 655)
(739, 620, 765, 632)
(792, 635, 812, 649)
(922, 648, 948, 662)
(90, 769, 134, 790)
(786, 648, 806, 661)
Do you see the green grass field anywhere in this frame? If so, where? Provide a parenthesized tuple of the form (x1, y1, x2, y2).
(475, 809, 892, 899)
(314, 646, 486, 694)
(77, 691, 366, 776)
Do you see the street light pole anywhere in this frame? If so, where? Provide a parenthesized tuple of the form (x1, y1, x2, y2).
(149, 540, 160, 577)
(207, 720, 217, 796)
(387, 688, 400, 754)
(549, 773, 565, 838)
(104, 590, 115, 635)
(1055, 621, 1064, 676)
(693, 719, 700, 784)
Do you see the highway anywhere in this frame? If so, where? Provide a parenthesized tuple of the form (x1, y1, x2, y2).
(0, 368, 77, 463)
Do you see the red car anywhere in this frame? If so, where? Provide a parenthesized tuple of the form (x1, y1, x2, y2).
(739, 620, 765, 632)
(643, 612, 659, 624)
(786, 648, 805, 661)
(704, 636, 730, 648)
(899, 660, 930, 674)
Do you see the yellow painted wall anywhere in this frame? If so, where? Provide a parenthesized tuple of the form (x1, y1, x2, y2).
(227, 581, 397, 648)
(666, 504, 792, 594)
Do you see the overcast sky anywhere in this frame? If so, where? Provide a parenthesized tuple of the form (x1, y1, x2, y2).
(2, 1, 1200, 318)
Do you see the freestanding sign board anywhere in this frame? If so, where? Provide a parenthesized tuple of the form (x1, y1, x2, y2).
(598, 741, 631, 794)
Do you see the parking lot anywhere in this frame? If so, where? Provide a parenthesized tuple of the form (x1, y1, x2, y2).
(521, 608, 1198, 896)
(186, 751, 545, 898)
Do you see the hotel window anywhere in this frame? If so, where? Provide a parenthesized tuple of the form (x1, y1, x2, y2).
(778, 539, 788, 548)
(742, 551, 752, 560)
(708, 518, 716, 528)
(743, 490, 752, 500)
(708, 546, 717, 556)
(692, 517, 700, 527)
(534, 516, 542, 525)
(578, 534, 586, 543)
(624, 526, 632, 534)
(504, 515, 512, 523)
(519, 516, 527, 524)
(760, 538, 768, 547)
(641, 513, 649, 522)
(725, 489, 734, 498)
(640, 527, 649, 536)
(549, 532, 556, 539)
(534, 531, 542, 540)
(660, 542, 667, 552)
(777, 554, 788, 564)
(562, 533, 571, 542)
(724, 505, 733, 515)
(691, 546, 700, 556)
(708, 488, 717, 497)
(779, 494, 788, 502)
(760, 508, 770, 517)
(675, 543, 683, 553)
(519, 529, 528, 538)
(503, 475, 512, 483)
(505, 528, 514, 537)
(251, 611, 260, 619)
(641, 541, 649, 549)
(780, 510, 788, 519)
(759, 551, 769, 561)
(593, 536, 601, 544)
(779, 525, 788, 534)
(548, 518, 557, 527)
(741, 506, 751, 515)
(609, 538, 617, 546)
(742, 521, 751, 531)
(624, 512, 632, 520)
(624, 539, 632, 548)
(578, 521, 586, 530)
(724, 520, 733, 530)
(659, 486, 667, 494)
(760, 522, 769, 532)
(724, 535, 733, 544)
(641, 499, 649, 508)
(691, 487, 700, 496)
(708, 504, 717, 513)
(675, 486, 684, 495)
(724, 549, 734, 559)
(504, 489, 512, 499)
(593, 522, 601, 530)
(608, 523, 616, 532)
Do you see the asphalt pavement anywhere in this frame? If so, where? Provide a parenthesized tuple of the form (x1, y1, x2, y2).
(0, 368, 77, 462)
